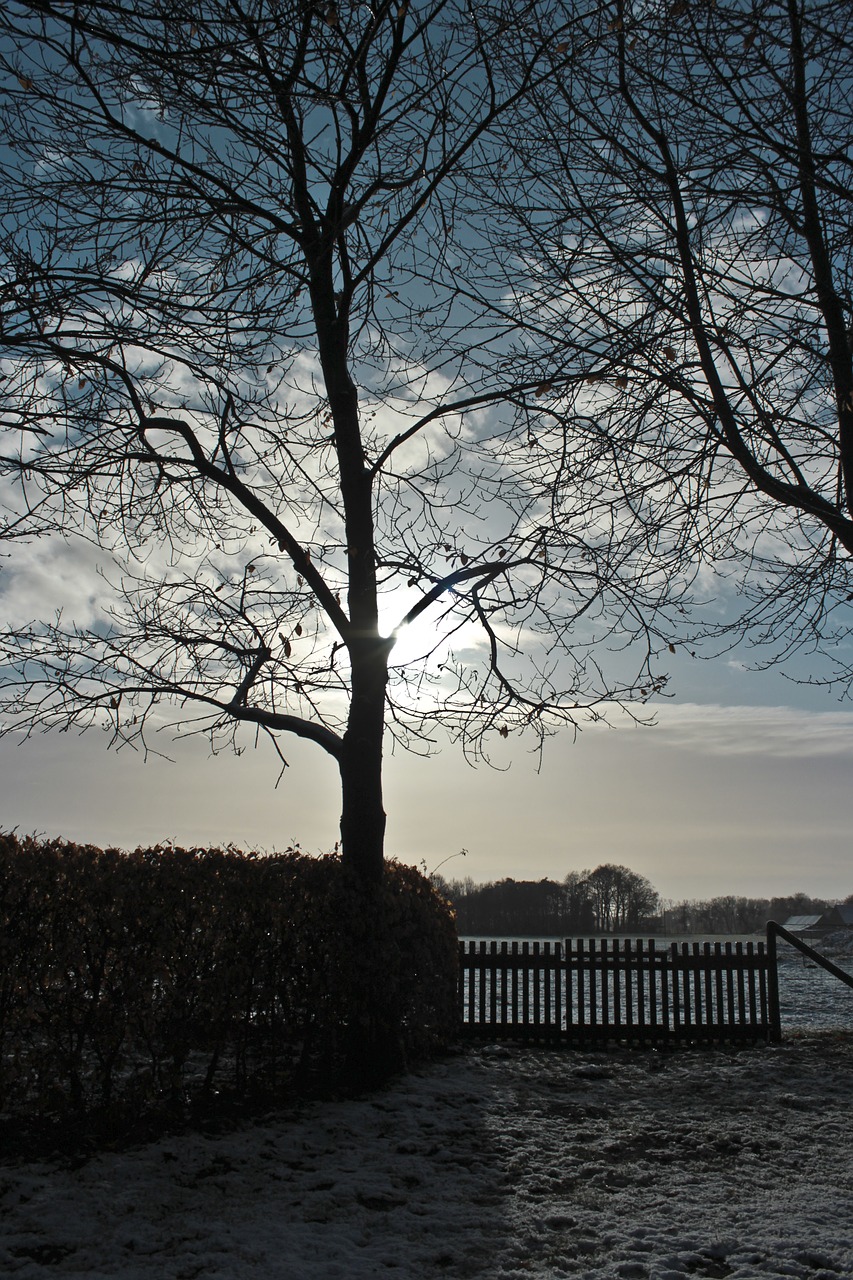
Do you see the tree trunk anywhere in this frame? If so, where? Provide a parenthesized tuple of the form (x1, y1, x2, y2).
(307, 245, 389, 887)
(306, 239, 402, 1094)
(336, 637, 406, 1090)
(338, 636, 390, 885)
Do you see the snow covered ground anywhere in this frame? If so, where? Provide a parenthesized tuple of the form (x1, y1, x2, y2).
(3, 1028, 853, 1280)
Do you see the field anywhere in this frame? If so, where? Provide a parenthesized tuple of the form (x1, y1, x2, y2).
(3, 1029, 853, 1279)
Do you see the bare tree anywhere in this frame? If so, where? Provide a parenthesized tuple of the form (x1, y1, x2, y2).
(585, 863, 659, 932)
(480, 0, 853, 684)
(0, 0, 679, 882)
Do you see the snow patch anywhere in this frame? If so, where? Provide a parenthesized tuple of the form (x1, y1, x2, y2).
(2, 1036, 852, 1278)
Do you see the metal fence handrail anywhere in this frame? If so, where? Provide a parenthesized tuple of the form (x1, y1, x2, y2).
(766, 919, 853, 1043)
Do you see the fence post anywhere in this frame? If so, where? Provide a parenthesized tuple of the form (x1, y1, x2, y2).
(766, 922, 782, 1043)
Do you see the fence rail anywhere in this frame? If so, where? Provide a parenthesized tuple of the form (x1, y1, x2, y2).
(459, 937, 774, 1046)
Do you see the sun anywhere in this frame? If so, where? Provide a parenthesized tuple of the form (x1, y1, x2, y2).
(379, 584, 483, 671)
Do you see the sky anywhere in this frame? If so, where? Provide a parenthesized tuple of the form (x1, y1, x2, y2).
(1, 1, 852, 908)
(2, 643, 852, 904)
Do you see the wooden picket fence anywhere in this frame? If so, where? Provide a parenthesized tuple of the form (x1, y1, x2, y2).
(458, 936, 775, 1046)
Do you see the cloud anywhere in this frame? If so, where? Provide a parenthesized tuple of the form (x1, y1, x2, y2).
(645, 702, 853, 759)
(0, 533, 118, 629)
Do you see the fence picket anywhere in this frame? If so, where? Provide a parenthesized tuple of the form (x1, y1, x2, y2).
(702, 943, 712, 1035)
(732, 942, 742, 1029)
(586, 940, 595, 1033)
(623, 939, 634, 1035)
(596, 942, 604, 1029)
(564, 941, 571, 1035)
(660, 945, 670, 1035)
(552, 943, 560, 1038)
(679, 944, 690, 1038)
(670, 943, 680, 1037)
(686, 942, 696, 1029)
(608, 940, 617, 1033)
(647, 940, 657, 1035)
(758, 941, 769, 1034)
(747, 942, 758, 1031)
(725, 942, 736, 1027)
(638, 940, 647, 1040)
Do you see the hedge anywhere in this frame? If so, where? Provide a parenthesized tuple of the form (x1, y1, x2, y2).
(0, 834, 458, 1151)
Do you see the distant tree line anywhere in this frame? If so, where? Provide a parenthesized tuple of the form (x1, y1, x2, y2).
(661, 891, 841, 937)
(436, 868, 846, 938)
(439, 864, 659, 937)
